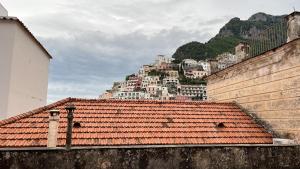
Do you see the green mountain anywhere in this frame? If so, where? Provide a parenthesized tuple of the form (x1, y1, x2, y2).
(172, 12, 286, 61)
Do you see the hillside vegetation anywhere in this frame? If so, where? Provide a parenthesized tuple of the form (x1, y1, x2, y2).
(172, 12, 286, 61)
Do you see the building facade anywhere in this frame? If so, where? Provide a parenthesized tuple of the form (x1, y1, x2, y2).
(198, 61, 211, 74)
(162, 77, 179, 85)
(0, 17, 51, 119)
(184, 69, 208, 79)
(178, 84, 207, 100)
(216, 52, 237, 69)
(113, 91, 150, 100)
(155, 55, 174, 66)
(166, 70, 179, 78)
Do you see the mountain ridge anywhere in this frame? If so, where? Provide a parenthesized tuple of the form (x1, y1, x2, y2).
(172, 12, 287, 61)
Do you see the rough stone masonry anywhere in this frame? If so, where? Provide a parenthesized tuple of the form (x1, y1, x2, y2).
(0, 145, 300, 169)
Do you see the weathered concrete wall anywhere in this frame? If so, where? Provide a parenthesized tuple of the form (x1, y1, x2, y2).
(206, 39, 300, 141)
(0, 145, 299, 169)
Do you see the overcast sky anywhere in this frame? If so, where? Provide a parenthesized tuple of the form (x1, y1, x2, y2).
(1, 0, 300, 103)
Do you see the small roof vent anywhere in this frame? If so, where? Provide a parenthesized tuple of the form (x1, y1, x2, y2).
(216, 122, 225, 128)
(73, 122, 81, 128)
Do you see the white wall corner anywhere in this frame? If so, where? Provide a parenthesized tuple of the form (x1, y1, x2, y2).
(0, 2, 8, 16)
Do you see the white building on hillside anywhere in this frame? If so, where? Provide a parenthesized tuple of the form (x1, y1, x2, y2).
(146, 85, 162, 96)
(178, 84, 207, 100)
(0, 16, 52, 119)
(198, 61, 211, 74)
(159, 87, 172, 100)
(166, 70, 179, 78)
(155, 55, 174, 66)
(113, 91, 150, 100)
(216, 52, 237, 69)
(163, 77, 179, 85)
(184, 69, 208, 79)
(145, 76, 160, 85)
(182, 59, 198, 68)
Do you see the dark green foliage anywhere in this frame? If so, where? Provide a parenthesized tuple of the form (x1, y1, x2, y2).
(172, 12, 286, 61)
(179, 76, 207, 85)
(125, 74, 135, 80)
(172, 42, 210, 61)
(148, 70, 167, 77)
(165, 83, 178, 94)
(171, 59, 181, 64)
(178, 69, 206, 85)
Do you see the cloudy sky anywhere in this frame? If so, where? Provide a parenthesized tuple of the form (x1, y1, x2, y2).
(1, 0, 300, 103)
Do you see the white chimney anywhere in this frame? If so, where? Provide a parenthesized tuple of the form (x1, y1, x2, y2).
(47, 110, 60, 148)
(0, 3, 8, 16)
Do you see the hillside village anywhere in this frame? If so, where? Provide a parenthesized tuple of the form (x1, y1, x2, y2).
(1, 1, 300, 168)
(100, 42, 249, 101)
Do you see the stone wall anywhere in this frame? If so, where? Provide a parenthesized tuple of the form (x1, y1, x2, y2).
(206, 39, 300, 141)
(0, 145, 299, 169)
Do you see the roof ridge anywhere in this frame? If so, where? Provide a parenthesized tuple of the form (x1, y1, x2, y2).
(0, 16, 52, 59)
(71, 98, 235, 105)
(0, 97, 72, 127)
(0, 97, 236, 127)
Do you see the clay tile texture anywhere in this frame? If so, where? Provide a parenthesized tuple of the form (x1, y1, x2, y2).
(0, 98, 273, 148)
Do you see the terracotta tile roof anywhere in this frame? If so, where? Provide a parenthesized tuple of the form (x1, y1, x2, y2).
(0, 98, 272, 147)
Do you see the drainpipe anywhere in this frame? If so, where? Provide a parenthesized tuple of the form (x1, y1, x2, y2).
(65, 103, 76, 150)
(47, 110, 60, 148)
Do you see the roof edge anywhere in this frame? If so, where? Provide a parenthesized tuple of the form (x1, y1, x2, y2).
(0, 97, 72, 127)
(0, 97, 237, 127)
(232, 101, 276, 139)
(0, 16, 53, 59)
(2, 143, 292, 151)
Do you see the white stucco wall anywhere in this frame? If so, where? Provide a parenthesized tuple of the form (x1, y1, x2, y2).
(0, 20, 50, 119)
(0, 22, 15, 118)
(0, 3, 8, 16)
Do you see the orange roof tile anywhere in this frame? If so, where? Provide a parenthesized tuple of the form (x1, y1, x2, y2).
(0, 98, 273, 147)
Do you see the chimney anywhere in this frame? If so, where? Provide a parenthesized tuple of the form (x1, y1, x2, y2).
(47, 110, 60, 148)
(0, 3, 8, 16)
(65, 103, 76, 150)
(208, 59, 219, 74)
(286, 11, 300, 42)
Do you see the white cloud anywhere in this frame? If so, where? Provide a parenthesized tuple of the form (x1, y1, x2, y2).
(1, 0, 300, 102)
